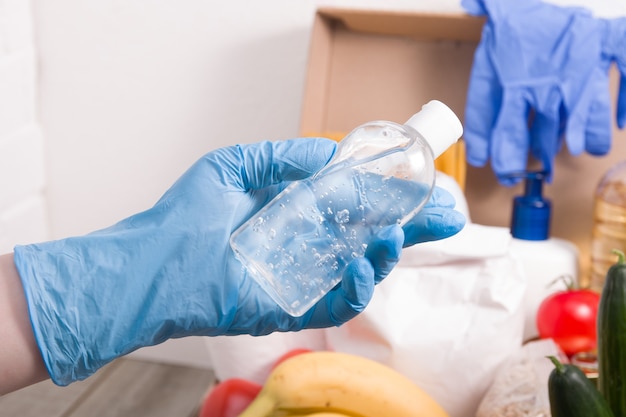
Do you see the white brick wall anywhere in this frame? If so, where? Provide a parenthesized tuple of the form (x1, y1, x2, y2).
(0, 0, 49, 254)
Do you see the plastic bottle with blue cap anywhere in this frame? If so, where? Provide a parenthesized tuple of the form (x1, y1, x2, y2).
(508, 171, 579, 342)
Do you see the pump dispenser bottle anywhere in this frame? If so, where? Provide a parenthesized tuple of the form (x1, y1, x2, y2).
(508, 171, 579, 341)
(230, 100, 463, 317)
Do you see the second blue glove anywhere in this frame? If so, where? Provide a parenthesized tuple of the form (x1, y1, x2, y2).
(463, 0, 624, 184)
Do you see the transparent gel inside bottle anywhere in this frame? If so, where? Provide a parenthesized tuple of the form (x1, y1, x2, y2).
(230, 100, 463, 316)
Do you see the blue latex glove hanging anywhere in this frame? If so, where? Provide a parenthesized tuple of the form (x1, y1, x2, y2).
(13, 138, 465, 386)
(462, 0, 626, 185)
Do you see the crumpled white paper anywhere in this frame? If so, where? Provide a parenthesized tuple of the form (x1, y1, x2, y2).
(325, 223, 527, 417)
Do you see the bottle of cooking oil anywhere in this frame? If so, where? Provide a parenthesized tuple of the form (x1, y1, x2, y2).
(590, 160, 626, 292)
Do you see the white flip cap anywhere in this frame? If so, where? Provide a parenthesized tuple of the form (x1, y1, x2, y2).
(404, 100, 463, 159)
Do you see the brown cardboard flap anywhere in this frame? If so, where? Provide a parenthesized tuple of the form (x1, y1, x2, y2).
(317, 8, 485, 42)
(300, 9, 478, 137)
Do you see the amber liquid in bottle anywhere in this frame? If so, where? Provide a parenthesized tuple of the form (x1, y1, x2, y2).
(590, 164, 626, 292)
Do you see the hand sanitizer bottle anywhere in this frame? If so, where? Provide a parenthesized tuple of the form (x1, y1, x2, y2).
(507, 171, 579, 341)
(230, 100, 463, 316)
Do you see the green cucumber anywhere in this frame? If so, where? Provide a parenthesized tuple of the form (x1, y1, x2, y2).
(598, 249, 626, 416)
(547, 356, 613, 417)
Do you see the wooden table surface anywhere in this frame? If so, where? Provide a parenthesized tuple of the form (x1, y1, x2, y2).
(0, 358, 216, 417)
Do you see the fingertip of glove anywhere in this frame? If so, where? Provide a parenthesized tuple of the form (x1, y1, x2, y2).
(377, 223, 404, 244)
(466, 155, 489, 168)
(462, 133, 490, 167)
(444, 210, 467, 237)
(368, 225, 403, 260)
(429, 186, 458, 209)
(333, 258, 375, 320)
(426, 209, 466, 242)
(618, 113, 626, 130)
(496, 175, 522, 187)
(586, 141, 611, 156)
(270, 138, 337, 182)
(296, 137, 337, 162)
(403, 208, 466, 246)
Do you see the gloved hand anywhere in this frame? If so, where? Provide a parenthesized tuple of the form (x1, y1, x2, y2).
(462, 0, 626, 185)
(13, 138, 465, 385)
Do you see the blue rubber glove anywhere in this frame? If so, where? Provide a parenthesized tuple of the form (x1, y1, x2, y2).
(13, 138, 465, 385)
(462, 0, 623, 184)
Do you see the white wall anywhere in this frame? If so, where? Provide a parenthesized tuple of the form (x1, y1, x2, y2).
(0, 0, 48, 254)
(1, 0, 622, 368)
(30, 0, 323, 369)
(33, 1, 320, 238)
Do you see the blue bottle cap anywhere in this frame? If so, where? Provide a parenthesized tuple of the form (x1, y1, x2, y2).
(510, 171, 551, 241)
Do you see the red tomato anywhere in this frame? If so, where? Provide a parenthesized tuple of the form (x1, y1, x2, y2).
(536, 284, 600, 357)
(199, 378, 262, 417)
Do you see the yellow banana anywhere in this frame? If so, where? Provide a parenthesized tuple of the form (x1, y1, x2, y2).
(238, 351, 449, 417)
(281, 413, 349, 417)
(288, 413, 349, 417)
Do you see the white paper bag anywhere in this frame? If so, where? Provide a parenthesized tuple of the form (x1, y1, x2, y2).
(325, 223, 527, 417)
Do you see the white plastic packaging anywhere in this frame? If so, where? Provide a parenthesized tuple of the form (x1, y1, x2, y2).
(230, 100, 463, 316)
(511, 237, 579, 341)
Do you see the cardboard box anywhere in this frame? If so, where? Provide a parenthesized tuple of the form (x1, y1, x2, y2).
(300, 8, 481, 139)
(299, 7, 626, 285)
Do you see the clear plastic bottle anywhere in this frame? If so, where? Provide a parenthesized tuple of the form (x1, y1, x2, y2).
(589, 161, 626, 292)
(229, 100, 463, 316)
